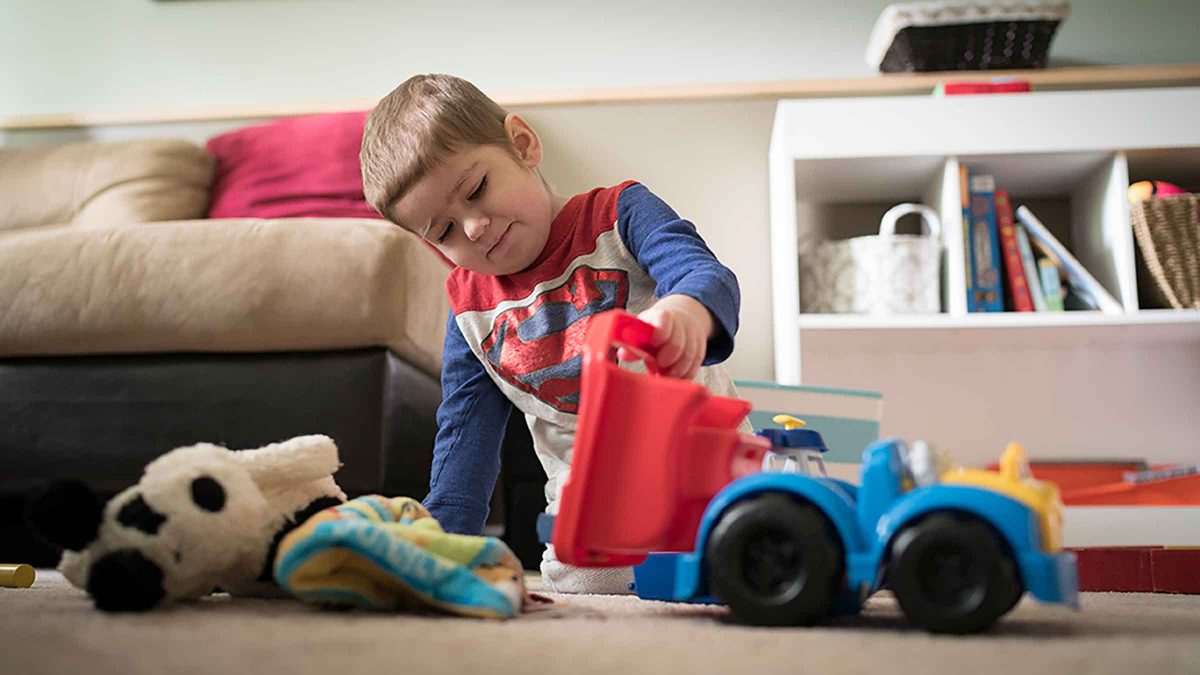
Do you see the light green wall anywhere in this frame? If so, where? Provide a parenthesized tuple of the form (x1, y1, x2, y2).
(3, 0, 1200, 117)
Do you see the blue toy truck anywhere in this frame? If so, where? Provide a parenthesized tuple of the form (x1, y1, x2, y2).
(544, 311, 1079, 634)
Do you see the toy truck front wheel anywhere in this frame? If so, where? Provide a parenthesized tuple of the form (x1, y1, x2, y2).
(705, 493, 844, 626)
(887, 513, 1024, 634)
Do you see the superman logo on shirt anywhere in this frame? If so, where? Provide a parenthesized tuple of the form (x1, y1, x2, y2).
(481, 266, 629, 413)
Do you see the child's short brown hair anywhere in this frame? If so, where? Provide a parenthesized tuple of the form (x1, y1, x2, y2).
(360, 74, 511, 225)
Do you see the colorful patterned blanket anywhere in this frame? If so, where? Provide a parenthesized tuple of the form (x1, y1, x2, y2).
(274, 496, 526, 618)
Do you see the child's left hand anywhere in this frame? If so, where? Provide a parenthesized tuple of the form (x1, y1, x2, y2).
(617, 295, 714, 380)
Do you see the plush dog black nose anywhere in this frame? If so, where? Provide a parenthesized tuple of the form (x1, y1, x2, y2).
(88, 549, 165, 612)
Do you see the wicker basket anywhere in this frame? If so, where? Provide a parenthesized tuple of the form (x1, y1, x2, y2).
(866, 2, 1070, 73)
(1129, 195, 1200, 310)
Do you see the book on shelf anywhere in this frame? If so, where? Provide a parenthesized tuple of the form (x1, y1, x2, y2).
(1030, 232, 1096, 312)
(1038, 258, 1066, 311)
(1015, 205, 1124, 314)
(958, 165, 975, 312)
(993, 190, 1034, 312)
(933, 78, 1032, 97)
(966, 174, 1005, 312)
(1015, 224, 1049, 311)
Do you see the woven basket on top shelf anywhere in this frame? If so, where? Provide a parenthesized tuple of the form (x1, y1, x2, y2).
(1129, 194, 1200, 310)
(865, 2, 1070, 73)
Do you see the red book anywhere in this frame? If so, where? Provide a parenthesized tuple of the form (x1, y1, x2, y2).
(941, 80, 1032, 95)
(1072, 547, 1200, 594)
(1152, 548, 1200, 594)
(1073, 547, 1154, 592)
(994, 190, 1035, 312)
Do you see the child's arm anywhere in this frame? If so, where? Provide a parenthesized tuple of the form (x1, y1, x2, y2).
(421, 313, 513, 535)
(616, 182, 741, 379)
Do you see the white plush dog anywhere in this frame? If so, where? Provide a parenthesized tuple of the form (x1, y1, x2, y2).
(27, 435, 346, 611)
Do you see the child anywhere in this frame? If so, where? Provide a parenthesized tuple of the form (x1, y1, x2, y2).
(360, 74, 744, 594)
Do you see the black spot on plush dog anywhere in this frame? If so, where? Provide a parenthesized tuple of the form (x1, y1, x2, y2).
(190, 477, 226, 512)
(26, 480, 104, 552)
(117, 496, 168, 535)
(27, 435, 345, 612)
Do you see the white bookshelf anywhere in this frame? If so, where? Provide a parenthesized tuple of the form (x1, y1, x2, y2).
(769, 87, 1200, 465)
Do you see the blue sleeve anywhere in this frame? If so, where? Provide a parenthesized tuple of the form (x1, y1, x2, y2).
(421, 313, 513, 535)
(617, 182, 741, 364)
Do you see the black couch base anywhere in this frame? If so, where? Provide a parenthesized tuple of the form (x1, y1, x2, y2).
(1, 348, 548, 569)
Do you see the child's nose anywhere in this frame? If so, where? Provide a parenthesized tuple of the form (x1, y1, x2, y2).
(464, 214, 490, 241)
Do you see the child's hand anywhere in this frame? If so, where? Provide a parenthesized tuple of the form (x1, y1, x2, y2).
(618, 295, 714, 380)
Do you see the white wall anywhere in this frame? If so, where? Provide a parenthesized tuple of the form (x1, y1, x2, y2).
(5, 0, 1200, 118)
(524, 100, 779, 379)
(4, 0, 1200, 380)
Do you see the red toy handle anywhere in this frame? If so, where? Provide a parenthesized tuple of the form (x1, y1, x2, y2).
(585, 310, 663, 375)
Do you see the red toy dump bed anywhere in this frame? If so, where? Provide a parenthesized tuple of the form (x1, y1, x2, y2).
(552, 311, 769, 567)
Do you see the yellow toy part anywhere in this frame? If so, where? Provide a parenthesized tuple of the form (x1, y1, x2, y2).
(941, 442, 1064, 552)
(0, 564, 35, 588)
(772, 414, 807, 430)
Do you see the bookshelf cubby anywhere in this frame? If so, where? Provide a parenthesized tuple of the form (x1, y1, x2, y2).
(769, 87, 1200, 465)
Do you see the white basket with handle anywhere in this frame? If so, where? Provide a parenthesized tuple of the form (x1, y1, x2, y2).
(800, 203, 943, 314)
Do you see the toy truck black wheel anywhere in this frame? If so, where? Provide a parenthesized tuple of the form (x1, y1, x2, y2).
(888, 512, 1024, 634)
(705, 493, 843, 626)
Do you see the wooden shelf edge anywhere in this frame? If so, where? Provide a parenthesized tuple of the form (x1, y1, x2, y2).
(4, 63, 1200, 131)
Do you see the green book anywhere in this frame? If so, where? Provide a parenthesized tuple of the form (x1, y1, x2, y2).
(1038, 258, 1065, 312)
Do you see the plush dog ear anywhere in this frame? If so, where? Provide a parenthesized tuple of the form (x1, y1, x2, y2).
(231, 435, 340, 490)
(26, 480, 105, 552)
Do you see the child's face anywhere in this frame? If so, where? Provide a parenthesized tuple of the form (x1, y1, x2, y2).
(393, 116, 560, 275)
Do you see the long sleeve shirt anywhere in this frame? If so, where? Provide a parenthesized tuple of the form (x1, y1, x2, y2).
(423, 181, 741, 534)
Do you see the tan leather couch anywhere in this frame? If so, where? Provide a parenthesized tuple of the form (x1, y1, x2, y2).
(0, 138, 449, 374)
(0, 138, 556, 570)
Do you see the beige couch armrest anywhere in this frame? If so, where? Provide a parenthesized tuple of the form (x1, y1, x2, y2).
(0, 218, 449, 375)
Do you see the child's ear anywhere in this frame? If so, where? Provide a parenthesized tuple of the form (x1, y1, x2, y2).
(504, 114, 542, 168)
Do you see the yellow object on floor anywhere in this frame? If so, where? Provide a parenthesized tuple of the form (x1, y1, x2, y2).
(0, 564, 35, 588)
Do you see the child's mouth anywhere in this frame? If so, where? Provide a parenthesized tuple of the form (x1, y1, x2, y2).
(487, 223, 513, 258)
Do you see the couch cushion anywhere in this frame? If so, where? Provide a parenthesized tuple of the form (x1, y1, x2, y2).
(0, 139, 215, 232)
(0, 218, 449, 376)
(206, 111, 379, 220)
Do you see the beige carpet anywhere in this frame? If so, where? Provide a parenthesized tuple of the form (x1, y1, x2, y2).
(2, 571, 1199, 675)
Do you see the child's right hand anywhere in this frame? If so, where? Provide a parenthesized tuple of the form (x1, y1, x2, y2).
(617, 295, 714, 380)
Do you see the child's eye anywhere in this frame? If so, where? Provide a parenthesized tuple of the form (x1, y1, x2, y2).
(468, 175, 487, 201)
(437, 221, 453, 243)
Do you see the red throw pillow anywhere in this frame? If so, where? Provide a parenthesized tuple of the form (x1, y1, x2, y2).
(206, 111, 380, 219)
(206, 110, 454, 267)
